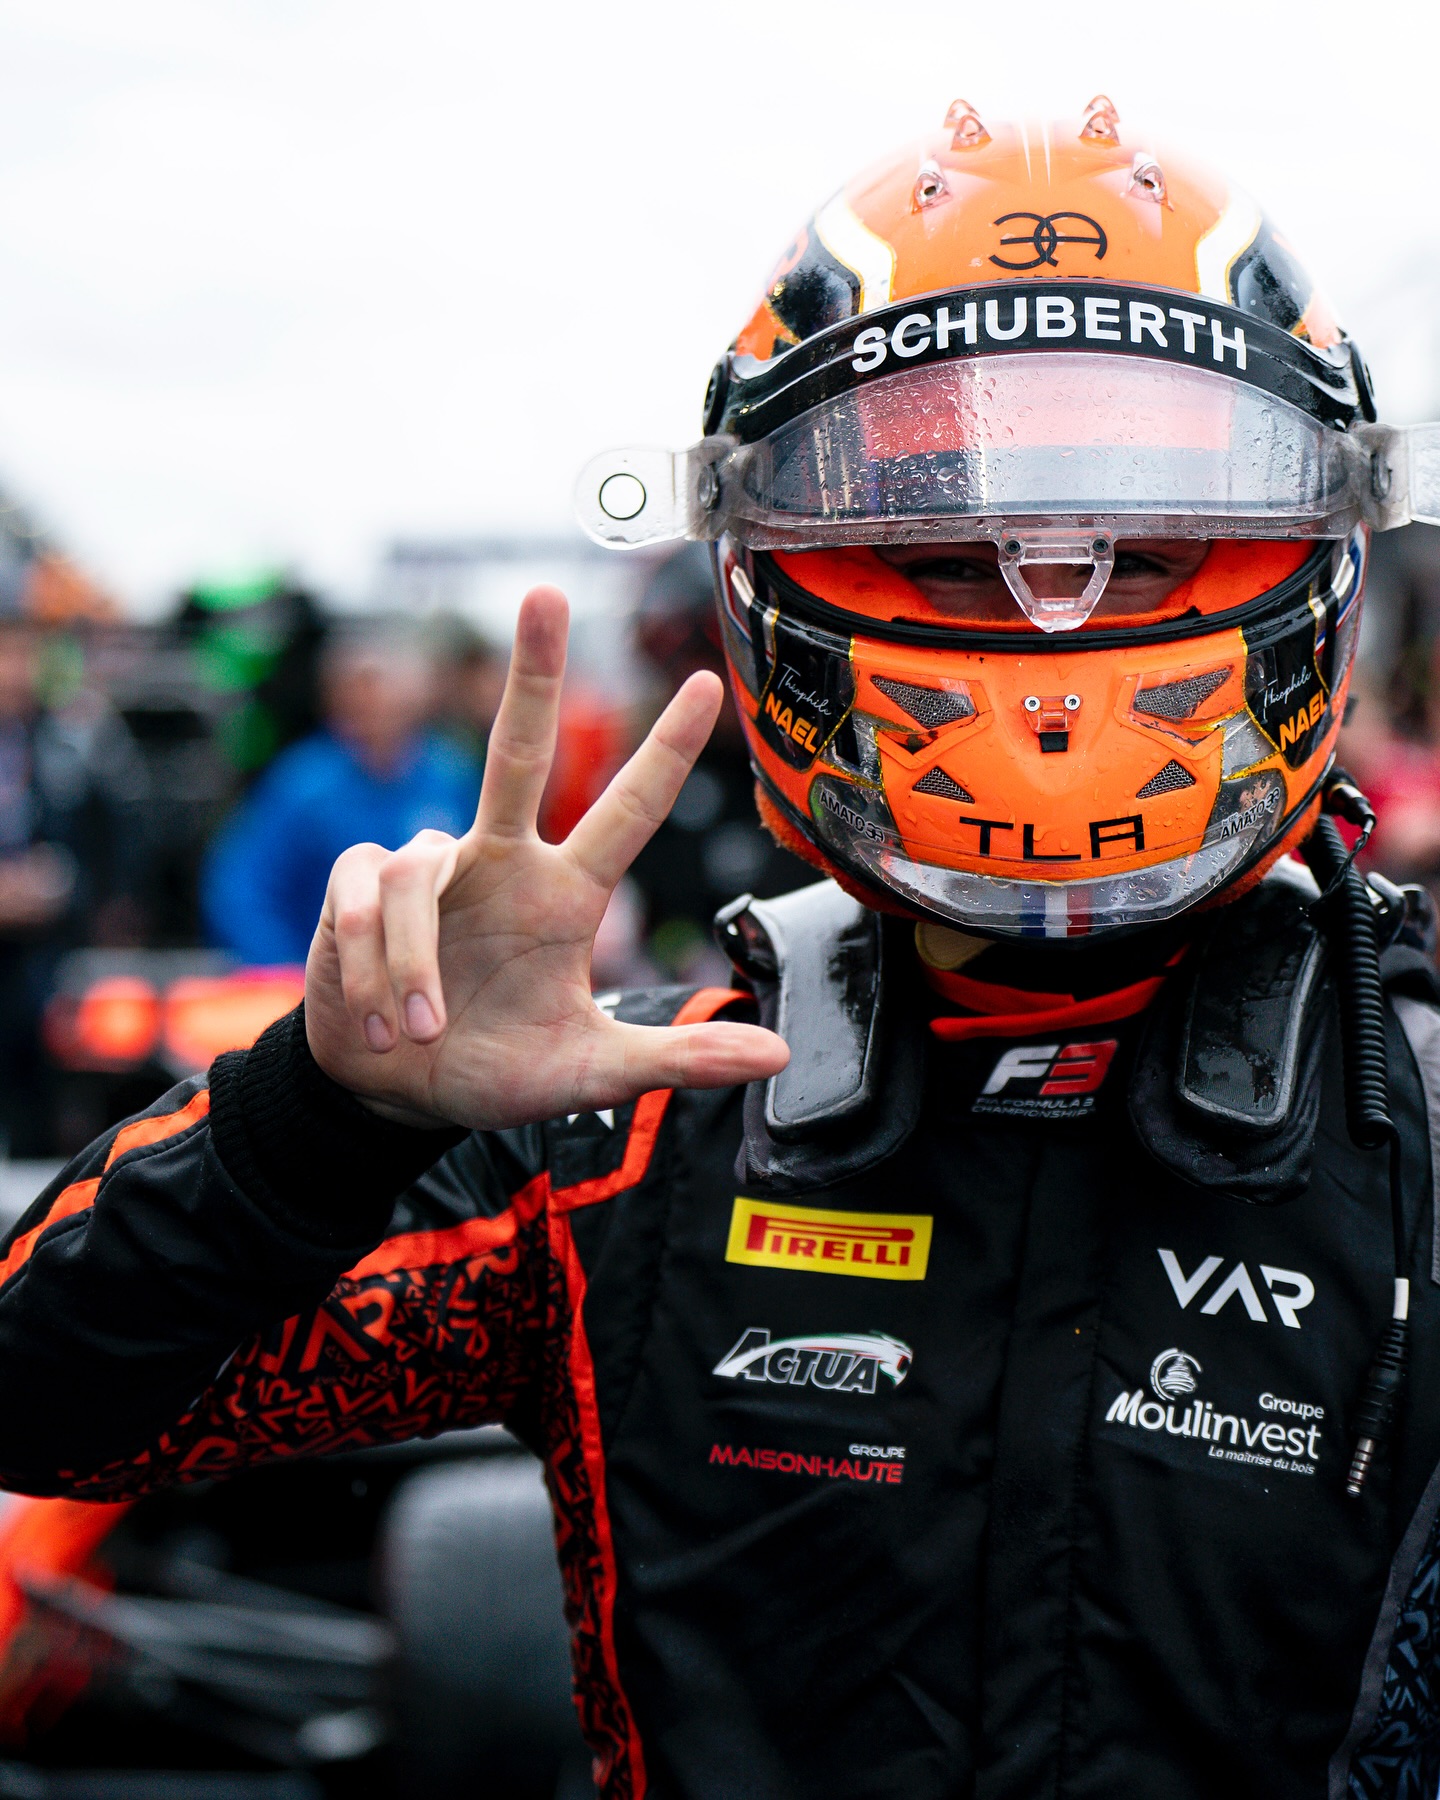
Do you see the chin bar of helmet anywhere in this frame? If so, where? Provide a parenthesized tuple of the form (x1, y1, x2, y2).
(1302, 795, 1409, 1499)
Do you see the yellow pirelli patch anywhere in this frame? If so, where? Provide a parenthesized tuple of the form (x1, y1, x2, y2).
(726, 1197, 933, 1281)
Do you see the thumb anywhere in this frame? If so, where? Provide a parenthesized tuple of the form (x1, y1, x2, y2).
(592, 1020, 789, 1106)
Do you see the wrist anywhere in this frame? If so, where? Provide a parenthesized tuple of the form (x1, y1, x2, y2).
(355, 1092, 457, 1130)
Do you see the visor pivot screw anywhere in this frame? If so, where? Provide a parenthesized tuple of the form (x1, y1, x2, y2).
(1064, 694, 1082, 712)
(944, 98, 990, 150)
(913, 158, 951, 211)
(696, 464, 720, 511)
(1127, 151, 1170, 207)
(1023, 696, 1041, 713)
(1371, 451, 1393, 504)
(1080, 95, 1121, 144)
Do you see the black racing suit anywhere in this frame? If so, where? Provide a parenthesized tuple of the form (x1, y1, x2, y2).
(1, 877, 1439, 1800)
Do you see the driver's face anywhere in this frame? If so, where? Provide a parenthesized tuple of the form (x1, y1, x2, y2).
(875, 539, 1211, 622)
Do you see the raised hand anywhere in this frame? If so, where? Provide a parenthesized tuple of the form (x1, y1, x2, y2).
(303, 585, 789, 1129)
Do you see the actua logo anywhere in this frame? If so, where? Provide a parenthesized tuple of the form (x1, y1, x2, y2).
(713, 1327, 912, 1394)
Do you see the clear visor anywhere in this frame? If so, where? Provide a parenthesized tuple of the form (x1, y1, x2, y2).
(578, 353, 1440, 567)
(740, 355, 1358, 540)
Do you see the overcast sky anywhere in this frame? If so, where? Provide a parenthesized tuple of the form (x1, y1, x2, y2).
(0, 0, 1436, 613)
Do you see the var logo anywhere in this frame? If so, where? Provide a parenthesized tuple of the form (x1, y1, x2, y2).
(1157, 1248, 1315, 1330)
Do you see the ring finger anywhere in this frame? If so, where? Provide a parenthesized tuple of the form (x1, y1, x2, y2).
(323, 843, 398, 1052)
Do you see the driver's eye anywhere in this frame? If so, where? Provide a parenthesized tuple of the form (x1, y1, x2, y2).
(1111, 551, 1171, 580)
(901, 557, 995, 584)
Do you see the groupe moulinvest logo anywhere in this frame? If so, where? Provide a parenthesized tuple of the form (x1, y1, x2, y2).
(1150, 1348, 1201, 1402)
(1104, 1345, 1325, 1477)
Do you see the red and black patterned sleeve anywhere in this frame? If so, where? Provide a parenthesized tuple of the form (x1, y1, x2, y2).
(0, 1007, 544, 1498)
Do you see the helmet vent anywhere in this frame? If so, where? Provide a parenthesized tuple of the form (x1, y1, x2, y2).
(1132, 668, 1231, 720)
(944, 98, 990, 149)
(1080, 95, 1120, 144)
(913, 766, 975, 802)
(913, 158, 951, 211)
(1136, 760, 1197, 798)
(873, 677, 975, 728)
(1127, 150, 1169, 205)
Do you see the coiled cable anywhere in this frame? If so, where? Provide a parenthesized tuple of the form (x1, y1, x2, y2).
(1302, 797, 1408, 1498)
(1305, 813, 1393, 1154)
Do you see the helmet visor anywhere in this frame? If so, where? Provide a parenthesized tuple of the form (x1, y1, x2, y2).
(577, 277, 1440, 553)
(727, 354, 1360, 546)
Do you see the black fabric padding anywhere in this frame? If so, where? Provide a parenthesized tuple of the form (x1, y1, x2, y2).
(735, 908, 928, 1193)
(209, 1004, 464, 1248)
(1130, 884, 1331, 1202)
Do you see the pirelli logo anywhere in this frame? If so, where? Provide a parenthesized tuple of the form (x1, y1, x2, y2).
(726, 1198, 933, 1282)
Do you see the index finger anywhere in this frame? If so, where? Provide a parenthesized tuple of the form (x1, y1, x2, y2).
(473, 585, 569, 840)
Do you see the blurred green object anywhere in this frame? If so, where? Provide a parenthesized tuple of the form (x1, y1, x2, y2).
(177, 569, 327, 776)
(216, 699, 282, 772)
(34, 632, 86, 711)
(188, 570, 290, 697)
(649, 916, 712, 978)
(189, 569, 290, 614)
(194, 623, 288, 700)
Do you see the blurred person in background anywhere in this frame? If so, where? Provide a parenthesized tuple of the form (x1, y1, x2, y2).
(1338, 524, 1440, 898)
(201, 619, 479, 965)
(1360, 524, 1440, 744)
(626, 544, 809, 980)
(0, 616, 149, 1152)
(538, 666, 630, 845)
(1340, 672, 1440, 882)
(422, 611, 507, 767)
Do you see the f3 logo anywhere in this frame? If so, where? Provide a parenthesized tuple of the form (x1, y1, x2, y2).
(990, 211, 1108, 270)
(981, 1040, 1117, 1097)
(972, 1040, 1119, 1120)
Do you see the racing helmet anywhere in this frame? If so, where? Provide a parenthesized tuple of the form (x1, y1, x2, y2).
(577, 98, 1440, 939)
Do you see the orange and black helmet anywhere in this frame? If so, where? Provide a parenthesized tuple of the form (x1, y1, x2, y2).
(578, 98, 1440, 939)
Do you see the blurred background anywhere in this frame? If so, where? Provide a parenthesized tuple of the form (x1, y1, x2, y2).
(0, 1, 1433, 1792)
